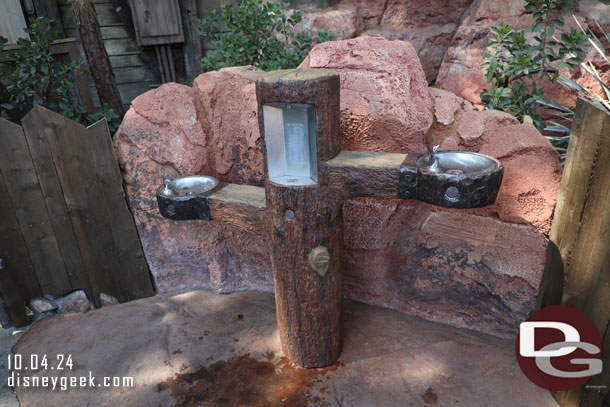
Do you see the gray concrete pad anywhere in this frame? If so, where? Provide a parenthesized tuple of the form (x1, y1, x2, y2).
(12, 289, 558, 406)
(0, 327, 27, 407)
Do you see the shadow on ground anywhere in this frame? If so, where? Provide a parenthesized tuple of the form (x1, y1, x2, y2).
(12, 289, 558, 407)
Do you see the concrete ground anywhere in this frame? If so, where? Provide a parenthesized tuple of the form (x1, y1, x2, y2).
(11, 289, 557, 407)
(0, 327, 26, 407)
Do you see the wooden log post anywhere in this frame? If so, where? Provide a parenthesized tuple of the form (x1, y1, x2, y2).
(256, 69, 343, 368)
(537, 99, 610, 407)
(73, 0, 125, 118)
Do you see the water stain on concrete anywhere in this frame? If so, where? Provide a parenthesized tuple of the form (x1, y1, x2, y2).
(421, 387, 438, 404)
(157, 354, 342, 407)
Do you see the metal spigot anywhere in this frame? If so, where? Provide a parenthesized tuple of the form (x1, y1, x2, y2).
(427, 145, 440, 171)
(163, 173, 172, 195)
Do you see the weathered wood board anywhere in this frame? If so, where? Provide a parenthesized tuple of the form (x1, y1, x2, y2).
(0, 118, 72, 296)
(129, 0, 184, 46)
(58, 0, 160, 109)
(0, 107, 153, 326)
(21, 107, 90, 293)
(87, 119, 154, 300)
(538, 99, 610, 407)
(0, 172, 42, 326)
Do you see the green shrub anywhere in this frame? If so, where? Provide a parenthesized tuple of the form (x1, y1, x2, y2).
(0, 17, 120, 132)
(198, 0, 335, 72)
(480, 0, 587, 130)
(558, 17, 610, 114)
(543, 17, 610, 165)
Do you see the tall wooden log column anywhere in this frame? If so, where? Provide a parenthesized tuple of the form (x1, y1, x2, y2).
(256, 69, 343, 368)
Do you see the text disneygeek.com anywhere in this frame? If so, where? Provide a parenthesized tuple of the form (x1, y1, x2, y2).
(7, 354, 134, 391)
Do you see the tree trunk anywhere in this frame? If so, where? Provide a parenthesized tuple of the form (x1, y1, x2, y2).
(72, 0, 125, 118)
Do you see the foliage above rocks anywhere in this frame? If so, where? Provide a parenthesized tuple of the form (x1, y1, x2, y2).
(0, 17, 119, 131)
(480, 0, 587, 130)
(198, 0, 335, 72)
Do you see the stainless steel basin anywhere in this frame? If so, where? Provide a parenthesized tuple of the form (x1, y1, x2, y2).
(156, 174, 220, 220)
(399, 148, 504, 209)
(163, 175, 219, 197)
(416, 151, 502, 176)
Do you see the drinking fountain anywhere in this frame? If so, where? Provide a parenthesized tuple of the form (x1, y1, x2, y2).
(155, 68, 505, 368)
(399, 147, 504, 209)
(156, 174, 220, 220)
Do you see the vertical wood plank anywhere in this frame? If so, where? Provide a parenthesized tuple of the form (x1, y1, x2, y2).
(32, 0, 65, 34)
(0, 0, 30, 44)
(563, 186, 610, 407)
(0, 118, 72, 296)
(0, 171, 42, 327)
(178, 0, 203, 84)
(541, 99, 610, 407)
(21, 107, 91, 296)
(29, 106, 127, 304)
(87, 119, 154, 300)
(552, 100, 610, 303)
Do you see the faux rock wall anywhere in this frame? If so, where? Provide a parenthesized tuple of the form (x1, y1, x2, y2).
(114, 37, 561, 339)
(436, 0, 610, 107)
(294, 0, 610, 107)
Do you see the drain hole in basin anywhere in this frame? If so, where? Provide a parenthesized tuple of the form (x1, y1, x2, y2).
(445, 186, 460, 203)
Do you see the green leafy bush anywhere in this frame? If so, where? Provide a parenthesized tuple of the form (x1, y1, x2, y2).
(480, 0, 587, 130)
(0, 17, 120, 132)
(558, 17, 610, 114)
(198, 0, 335, 72)
(543, 17, 610, 165)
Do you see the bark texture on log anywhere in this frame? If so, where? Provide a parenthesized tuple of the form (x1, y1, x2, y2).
(257, 69, 343, 367)
(208, 184, 267, 236)
(266, 181, 343, 368)
(323, 150, 405, 198)
(73, 0, 125, 118)
(542, 99, 610, 407)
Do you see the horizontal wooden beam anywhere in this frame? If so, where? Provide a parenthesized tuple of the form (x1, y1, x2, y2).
(202, 151, 406, 233)
(323, 150, 405, 198)
(207, 184, 266, 235)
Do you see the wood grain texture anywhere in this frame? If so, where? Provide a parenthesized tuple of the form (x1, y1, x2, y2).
(0, 117, 72, 296)
(128, 0, 184, 46)
(257, 69, 343, 367)
(208, 184, 267, 236)
(87, 119, 154, 300)
(33, 0, 65, 34)
(73, 0, 126, 117)
(266, 182, 343, 368)
(539, 99, 610, 407)
(551, 99, 610, 302)
(323, 150, 405, 198)
(0, 172, 41, 327)
(31, 107, 125, 304)
(0, 0, 29, 44)
(178, 0, 203, 84)
(21, 108, 90, 293)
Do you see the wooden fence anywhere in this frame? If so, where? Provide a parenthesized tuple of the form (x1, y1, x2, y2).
(537, 98, 610, 407)
(0, 106, 154, 326)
